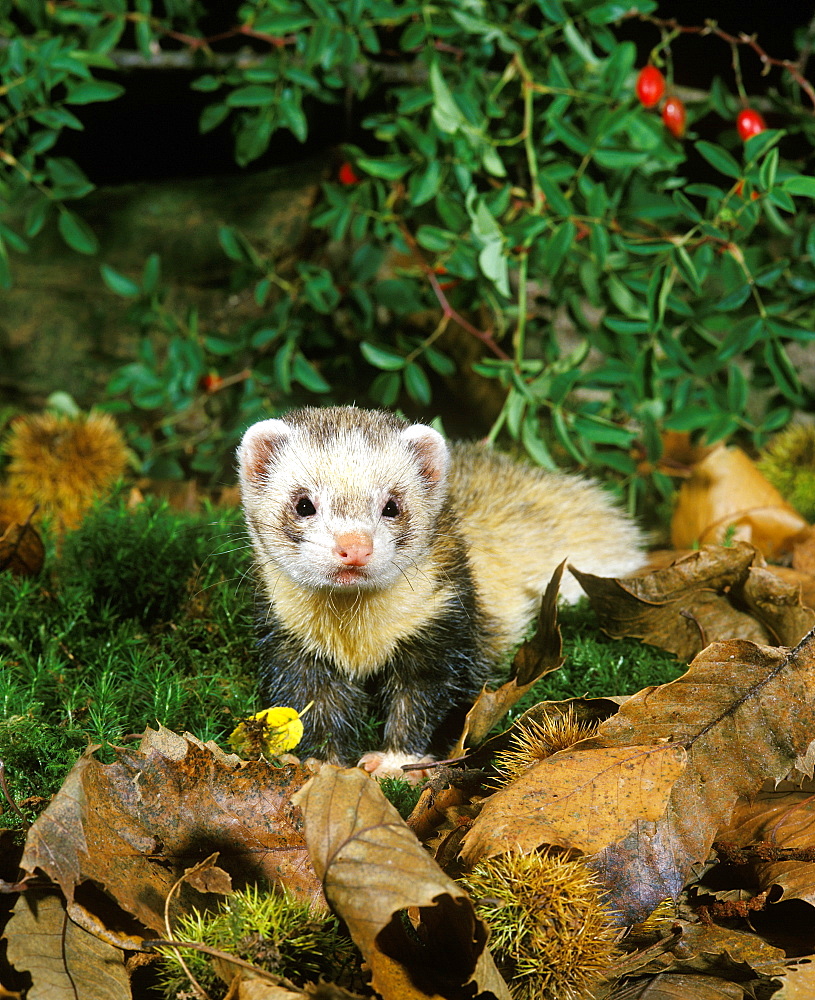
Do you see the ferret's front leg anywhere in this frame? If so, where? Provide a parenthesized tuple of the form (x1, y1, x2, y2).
(359, 649, 482, 782)
(258, 646, 371, 764)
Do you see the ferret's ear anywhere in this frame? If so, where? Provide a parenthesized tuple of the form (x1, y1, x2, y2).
(400, 424, 449, 486)
(238, 419, 290, 486)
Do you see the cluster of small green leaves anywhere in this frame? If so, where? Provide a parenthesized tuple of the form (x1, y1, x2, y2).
(4, 0, 815, 496)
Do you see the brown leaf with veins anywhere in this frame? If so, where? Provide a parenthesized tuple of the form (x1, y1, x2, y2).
(464, 631, 815, 925)
(589, 633, 815, 923)
(293, 765, 511, 1000)
(641, 920, 786, 978)
(575, 542, 815, 660)
(461, 743, 686, 863)
(627, 974, 744, 999)
(5, 889, 130, 1000)
(20, 726, 322, 942)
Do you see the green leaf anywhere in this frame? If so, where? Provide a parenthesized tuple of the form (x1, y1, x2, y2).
(65, 80, 125, 104)
(226, 85, 276, 107)
(409, 160, 443, 206)
(142, 253, 161, 294)
(416, 225, 454, 252)
(404, 362, 431, 405)
(782, 176, 815, 199)
(218, 225, 247, 263)
(57, 209, 98, 254)
(353, 156, 412, 180)
(369, 370, 402, 407)
(100, 264, 140, 297)
(759, 147, 778, 191)
(292, 353, 330, 393)
(694, 141, 741, 180)
(430, 61, 464, 134)
(478, 240, 510, 297)
(200, 102, 230, 134)
(360, 341, 406, 371)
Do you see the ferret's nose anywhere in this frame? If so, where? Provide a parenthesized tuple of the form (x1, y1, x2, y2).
(334, 532, 374, 566)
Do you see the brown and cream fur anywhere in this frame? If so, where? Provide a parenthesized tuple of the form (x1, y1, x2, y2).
(238, 406, 643, 778)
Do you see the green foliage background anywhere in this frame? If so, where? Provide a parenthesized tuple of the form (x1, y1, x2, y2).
(2, 0, 815, 500)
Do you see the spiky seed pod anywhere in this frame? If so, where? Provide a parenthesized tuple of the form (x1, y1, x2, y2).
(757, 423, 815, 522)
(495, 706, 599, 781)
(4, 411, 128, 532)
(464, 848, 619, 1000)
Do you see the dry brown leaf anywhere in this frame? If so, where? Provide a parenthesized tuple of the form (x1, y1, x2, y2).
(770, 564, 815, 612)
(650, 921, 787, 977)
(293, 765, 511, 1000)
(449, 562, 565, 757)
(738, 566, 815, 645)
(718, 788, 815, 907)
(0, 511, 44, 576)
(464, 631, 815, 925)
(671, 444, 810, 559)
(576, 543, 815, 660)
(20, 726, 322, 941)
(5, 889, 130, 1000)
(238, 984, 366, 999)
(626, 973, 745, 999)
(589, 634, 815, 923)
(461, 743, 686, 863)
(771, 959, 815, 999)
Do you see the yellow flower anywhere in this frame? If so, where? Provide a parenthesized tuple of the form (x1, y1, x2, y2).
(229, 706, 306, 758)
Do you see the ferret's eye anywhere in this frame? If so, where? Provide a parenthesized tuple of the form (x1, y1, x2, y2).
(295, 497, 316, 517)
(382, 498, 400, 518)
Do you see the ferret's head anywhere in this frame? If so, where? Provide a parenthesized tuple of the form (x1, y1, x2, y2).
(238, 407, 449, 592)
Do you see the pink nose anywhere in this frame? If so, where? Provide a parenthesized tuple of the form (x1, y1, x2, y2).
(334, 532, 374, 566)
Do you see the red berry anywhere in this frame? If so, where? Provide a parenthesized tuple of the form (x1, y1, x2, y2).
(662, 97, 686, 139)
(736, 108, 766, 142)
(337, 161, 361, 185)
(635, 65, 665, 108)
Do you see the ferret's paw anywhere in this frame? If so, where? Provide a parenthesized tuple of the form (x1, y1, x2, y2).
(358, 751, 435, 784)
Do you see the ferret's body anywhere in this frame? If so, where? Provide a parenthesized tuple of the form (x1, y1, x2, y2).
(238, 406, 643, 776)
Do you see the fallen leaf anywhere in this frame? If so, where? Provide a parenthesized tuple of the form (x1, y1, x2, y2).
(460, 743, 686, 863)
(718, 786, 815, 908)
(293, 765, 511, 1000)
(627, 973, 744, 998)
(576, 543, 815, 659)
(0, 510, 44, 576)
(671, 444, 810, 559)
(5, 888, 130, 1000)
(590, 633, 815, 922)
(771, 959, 815, 999)
(464, 631, 815, 924)
(649, 921, 786, 977)
(20, 726, 322, 941)
(738, 566, 815, 645)
(573, 543, 764, 659)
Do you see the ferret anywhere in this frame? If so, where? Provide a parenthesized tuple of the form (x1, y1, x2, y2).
(238, 406, 644, 779)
